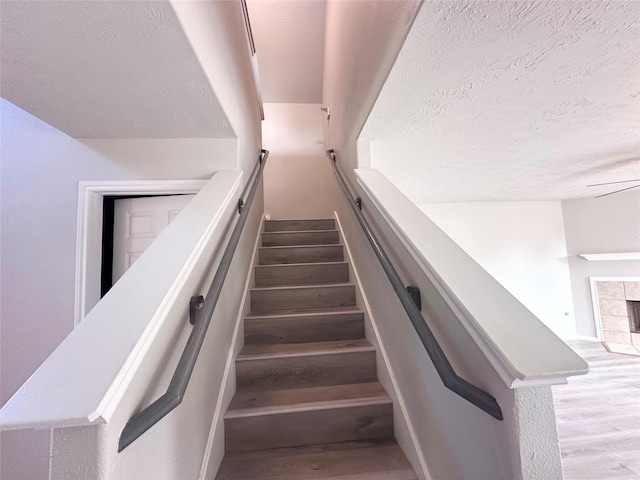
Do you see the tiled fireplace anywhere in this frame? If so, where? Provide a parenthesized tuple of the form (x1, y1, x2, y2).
(593, 279, 640, 356)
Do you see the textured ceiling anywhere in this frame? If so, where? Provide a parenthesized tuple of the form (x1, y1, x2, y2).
(247, 0, 326, 103)
(362, 0, 640, 202)
(0, 1, 233, 138)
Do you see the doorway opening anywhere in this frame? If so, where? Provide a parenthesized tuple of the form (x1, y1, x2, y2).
(100, 194, 196, 297)
(74, 180, 207, 326)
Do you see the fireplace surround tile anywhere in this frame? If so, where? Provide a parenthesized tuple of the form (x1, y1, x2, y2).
(604, 342, 640, 356)
(624, 282, 640, 301)
(603, 330, 631, 345)
(601, 315, 631, 333)
(599, 299, 629, 317)
(596, 281, 626, 300)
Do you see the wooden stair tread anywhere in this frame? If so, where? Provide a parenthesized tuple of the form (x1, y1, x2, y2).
(246, 305, 362, 320)
(255, 261, 347, 268)
(254, 262, 350, 287)
(264, 219, 336, 232)
(262, 230, 340, 247)
(259, 244, 342, 251)
(216, 438, 417, 480)
(263, 229, 339, 235)
(226, 382, 390, 417)
(238, 338, 373, 360)
(259, 245, 344, 265)
(252, 282, 355, 292)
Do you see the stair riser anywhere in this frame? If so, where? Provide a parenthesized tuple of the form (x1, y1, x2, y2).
(236, 351, 377, 391)
(265, 219, 336, 232)
(251, 285, 355, 313)
(225, 403, 393, 452)
(255, 262, 349, 287)
(262, 231, 339, 247)
(217, 439, 418, 480)
(259, 246, 343, 265)
(244, 313, 364, 344)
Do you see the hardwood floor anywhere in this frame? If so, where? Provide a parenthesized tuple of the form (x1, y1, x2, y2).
(552, 340, 640, 479)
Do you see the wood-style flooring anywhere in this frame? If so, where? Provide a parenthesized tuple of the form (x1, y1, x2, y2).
(552, 340, 640, 479)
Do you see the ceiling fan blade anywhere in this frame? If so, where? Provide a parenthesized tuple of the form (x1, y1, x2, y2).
(595, 184, 640, 198)
(587, 178, 640, 187)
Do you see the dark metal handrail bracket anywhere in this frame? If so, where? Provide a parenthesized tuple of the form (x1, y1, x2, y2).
(325, 149, 503, 421)
(118, 150, 269, 452)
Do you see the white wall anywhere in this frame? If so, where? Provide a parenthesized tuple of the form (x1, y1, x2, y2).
(322, 0, 421, 179)
(171, 0, 262, 177)
(0, 98, 238, 480)
(562, 190, 640, 338)
(419, 201, 576, 339)
(262, 103, 334, 219)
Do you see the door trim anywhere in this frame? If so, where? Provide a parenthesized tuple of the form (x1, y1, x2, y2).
(74, 180, 208, 326)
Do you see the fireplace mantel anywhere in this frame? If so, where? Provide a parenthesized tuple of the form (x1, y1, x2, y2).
(580, 252, 640, 261)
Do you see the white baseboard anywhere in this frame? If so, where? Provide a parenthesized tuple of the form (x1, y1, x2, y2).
(576, 335, 600, 342)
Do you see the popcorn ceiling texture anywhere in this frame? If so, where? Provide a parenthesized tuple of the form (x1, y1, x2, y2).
(362, 0, 640, 202)
(1, 1, 232, 138)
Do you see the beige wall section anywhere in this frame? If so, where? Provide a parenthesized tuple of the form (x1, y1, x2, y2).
(419, 201, 576, 339)
(262, 103, 334, 219)
(562, 190, 640, 338)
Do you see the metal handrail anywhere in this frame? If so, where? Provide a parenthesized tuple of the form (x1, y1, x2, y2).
(118, 150, 269, 452)
(325, 149, 503, 421)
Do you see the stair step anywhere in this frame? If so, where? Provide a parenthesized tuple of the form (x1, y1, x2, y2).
(244, 306, 364, 344)
(216, 438, 417, 480)
(262, 230, 340, 247)
(218, 216, 416, 479)
(236, 339, 377, 391)
(255, 261, 349, 287)
(251, 283, 356, 313)
(265, 219, 336, 232)
(259, 245, 344, 265)
(224, 383, 393, 452)
(227, 382, 388, 417)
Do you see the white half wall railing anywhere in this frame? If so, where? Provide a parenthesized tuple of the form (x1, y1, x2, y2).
(318, 155, 588, 479)
(355, 168, 589, 389)
(0, 157, 267, 478)
(0, 170, 242, 430)
(322, 155, 589, 479)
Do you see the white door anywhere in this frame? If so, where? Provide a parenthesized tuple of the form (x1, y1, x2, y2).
(112, 194, 196, 283)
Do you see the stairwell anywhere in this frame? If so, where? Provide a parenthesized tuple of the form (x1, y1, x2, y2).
(217, 219, 417, 479)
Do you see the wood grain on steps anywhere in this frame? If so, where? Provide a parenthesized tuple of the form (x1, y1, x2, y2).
(235, 339, 377, 391)
(255, 261, 349, 287)
(216, 438, 417, 480)
(244, 306, 364, 344)
(225, 386, 393, 452)
(216, 218, 416, 479)
(264, 219, 336, 232)
(259, 245, 344, 266)
(227, 382, 388, 413)
(251, 283, 356, 313)
(262, 230, 340, 247)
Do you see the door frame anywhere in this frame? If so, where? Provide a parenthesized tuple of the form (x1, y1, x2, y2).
(74, 180, 208, 326)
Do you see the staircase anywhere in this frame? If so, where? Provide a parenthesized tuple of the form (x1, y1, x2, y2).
(216, 219, 417, 479)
